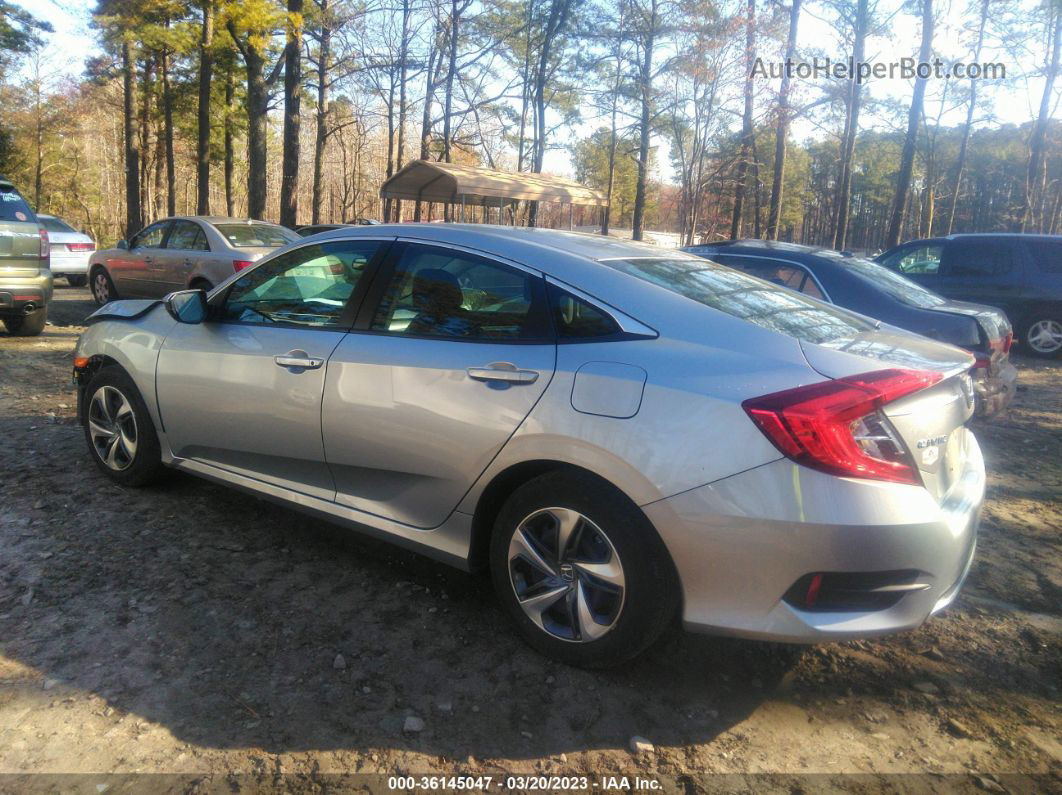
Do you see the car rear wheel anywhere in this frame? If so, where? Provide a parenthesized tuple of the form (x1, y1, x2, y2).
(2, 306, 47, 336)
(83, 368, 165, 486)
(490, 470, 678, 668)
(67, 274, 87, 288)
(91, 267, 118, 305)
(1022, 316, 1062, 358)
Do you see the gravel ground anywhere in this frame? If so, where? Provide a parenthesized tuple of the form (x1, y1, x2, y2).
(0, 286, 1059, 792)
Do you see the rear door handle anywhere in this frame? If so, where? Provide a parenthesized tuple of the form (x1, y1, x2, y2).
(274, 351, 324, 370)
(467, 362, 539, 384)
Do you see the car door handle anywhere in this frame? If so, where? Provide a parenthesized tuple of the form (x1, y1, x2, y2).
(467, 362, 539, 384)
(274, 351, 324, 370)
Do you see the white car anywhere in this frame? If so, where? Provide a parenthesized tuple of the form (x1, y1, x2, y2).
(40, 214, 95, 287)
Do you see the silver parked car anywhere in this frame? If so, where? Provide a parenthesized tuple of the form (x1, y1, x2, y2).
(72, 225, 984, 667)
(87, 216, 300, 305)
(39, 214, 95, 287)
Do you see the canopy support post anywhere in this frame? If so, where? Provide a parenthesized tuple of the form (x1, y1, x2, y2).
(569, 204, 574, 230)
(460, 195, 466, 223)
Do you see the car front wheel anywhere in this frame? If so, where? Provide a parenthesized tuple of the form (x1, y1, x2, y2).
(1022, 315, 1062, 358)
(490, 470, 678, 668)
(67, 274, 87, 288)
(83, 368, 165, 486)
(91, 267, 118, 305)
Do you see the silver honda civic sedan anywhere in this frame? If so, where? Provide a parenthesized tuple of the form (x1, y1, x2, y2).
(72, 225, 984, 667)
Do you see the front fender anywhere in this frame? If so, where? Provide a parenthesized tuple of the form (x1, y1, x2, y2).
(74, 303, 178, 432)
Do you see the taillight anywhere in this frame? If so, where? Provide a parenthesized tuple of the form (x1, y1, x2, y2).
(66, 242, 95, 252)
(971, 352, 991, 371)
(742, 369, 942, 485)
(39, 228, 49, 261)
(233, 259, 253, 271)
(989, 331, 1012, 356)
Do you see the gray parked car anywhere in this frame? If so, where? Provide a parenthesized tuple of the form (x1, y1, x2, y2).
(72, 225, 984, 666)
(87, 216, 300, 305)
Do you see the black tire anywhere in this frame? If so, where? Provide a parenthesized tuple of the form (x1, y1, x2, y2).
(1020, 314, 1062, 359)
(3, 306, 47, 336)
(91, 267, 118, 305)
(82, 367, 166, 487)
(67, 274, 87, 288)
(489, 470, 679, 668)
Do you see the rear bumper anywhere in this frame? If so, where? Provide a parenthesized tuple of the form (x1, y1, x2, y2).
(644, 429, 984, 643)
(973, 359, 1017, 418)
(49, 253, 91, 275)
(0, 271, 53, 313)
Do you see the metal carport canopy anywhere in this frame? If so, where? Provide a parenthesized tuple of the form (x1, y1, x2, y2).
(379, 160, 609, 207)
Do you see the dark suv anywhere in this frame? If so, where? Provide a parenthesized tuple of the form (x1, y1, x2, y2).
(0, 176, 51, 336)
(876, 234, 1062, 358)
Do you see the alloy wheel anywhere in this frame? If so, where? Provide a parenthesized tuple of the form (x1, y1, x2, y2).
(92, 272, 110, 304)
(1027, 319, 1062, 354)
(88, 385, 138, 471)
(507, 507, 625, 642)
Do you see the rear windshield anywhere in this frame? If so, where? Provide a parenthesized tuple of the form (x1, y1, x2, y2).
(40, 216, 76, 233)
(603, 257, 877, 344)
(213, 223, 299, 248)
(0, 186, 36, 223)
(835, 254, 947, 308)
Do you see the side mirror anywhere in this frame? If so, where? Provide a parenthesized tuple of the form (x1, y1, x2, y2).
(165, 289, 209, 324)
(117, 239, 129, 250)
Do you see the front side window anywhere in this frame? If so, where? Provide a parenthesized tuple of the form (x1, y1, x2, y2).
(883, 244, 943, 275)
(371, 244, 548, 340)
(942, 240, 1016, 277)
(132, 221, 169, 249)
(166, 221, 210, 252)
(219, 240, 379, 328)
(602, 256, 877, 345)
(213, 223, 299, 248)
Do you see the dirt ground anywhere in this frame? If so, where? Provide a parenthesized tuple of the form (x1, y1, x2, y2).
(0, 286, 1059, 792)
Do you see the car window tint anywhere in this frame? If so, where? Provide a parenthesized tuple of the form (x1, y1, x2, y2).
(942, 240, 1016, 276)
(548, 284, 620, 338)
(884, 244, 942, 274)
(1025, 240, 1062, 274)
(0, 186, 35, 222)
(132, 221, 168, 249)
(711, 256, 825, 299)
(214, 223, 299, 248)
(166, 221, 210, 251)
(40, 216, 76, 233)
(220, 240, 379, 328)
(371, 244, 547, 340)
(602, 256, 878, 345)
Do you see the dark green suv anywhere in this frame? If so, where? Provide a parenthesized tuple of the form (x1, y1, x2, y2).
(0, 177, 52, 336)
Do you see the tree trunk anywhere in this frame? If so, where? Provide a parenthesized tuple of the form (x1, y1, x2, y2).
(224, 61, 235, 216)
(945, 0, 987, 234)
(122, 40, 141, 239)
(766, 0, 800, 240)
(631, 0, 658, 241)
(414, 33, 441, 222)
(442, 0, 459, 163)
(1020, 5, 1061, 231)
(729, 0, 755, 240)
(280, 0, 304, 228)
(832, 0, 867, 250)
(886, 0, 934, 248)
(196, 0, 214, 215)
(162, 48, 176, 216)
(138, 57, 154, 226)
(394, 0, 412, 221)
(311, 0, 331, 225)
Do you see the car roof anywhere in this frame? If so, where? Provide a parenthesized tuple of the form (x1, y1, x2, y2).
(310, 223, 689, 264)
(167, 216, 284, 225)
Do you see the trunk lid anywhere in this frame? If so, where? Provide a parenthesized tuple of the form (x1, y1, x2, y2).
(800, 328, 977, 502)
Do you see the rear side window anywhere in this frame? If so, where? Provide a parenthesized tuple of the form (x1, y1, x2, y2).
(166, 220, 210, 251)
(603, 257, 877, 345)
(1025, 240, 1062, 274)
(942, 240, 1018, 277)
(0, 186, 35, 222)
(548, 284, 620, 338)
(711, 256, 825, 299)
